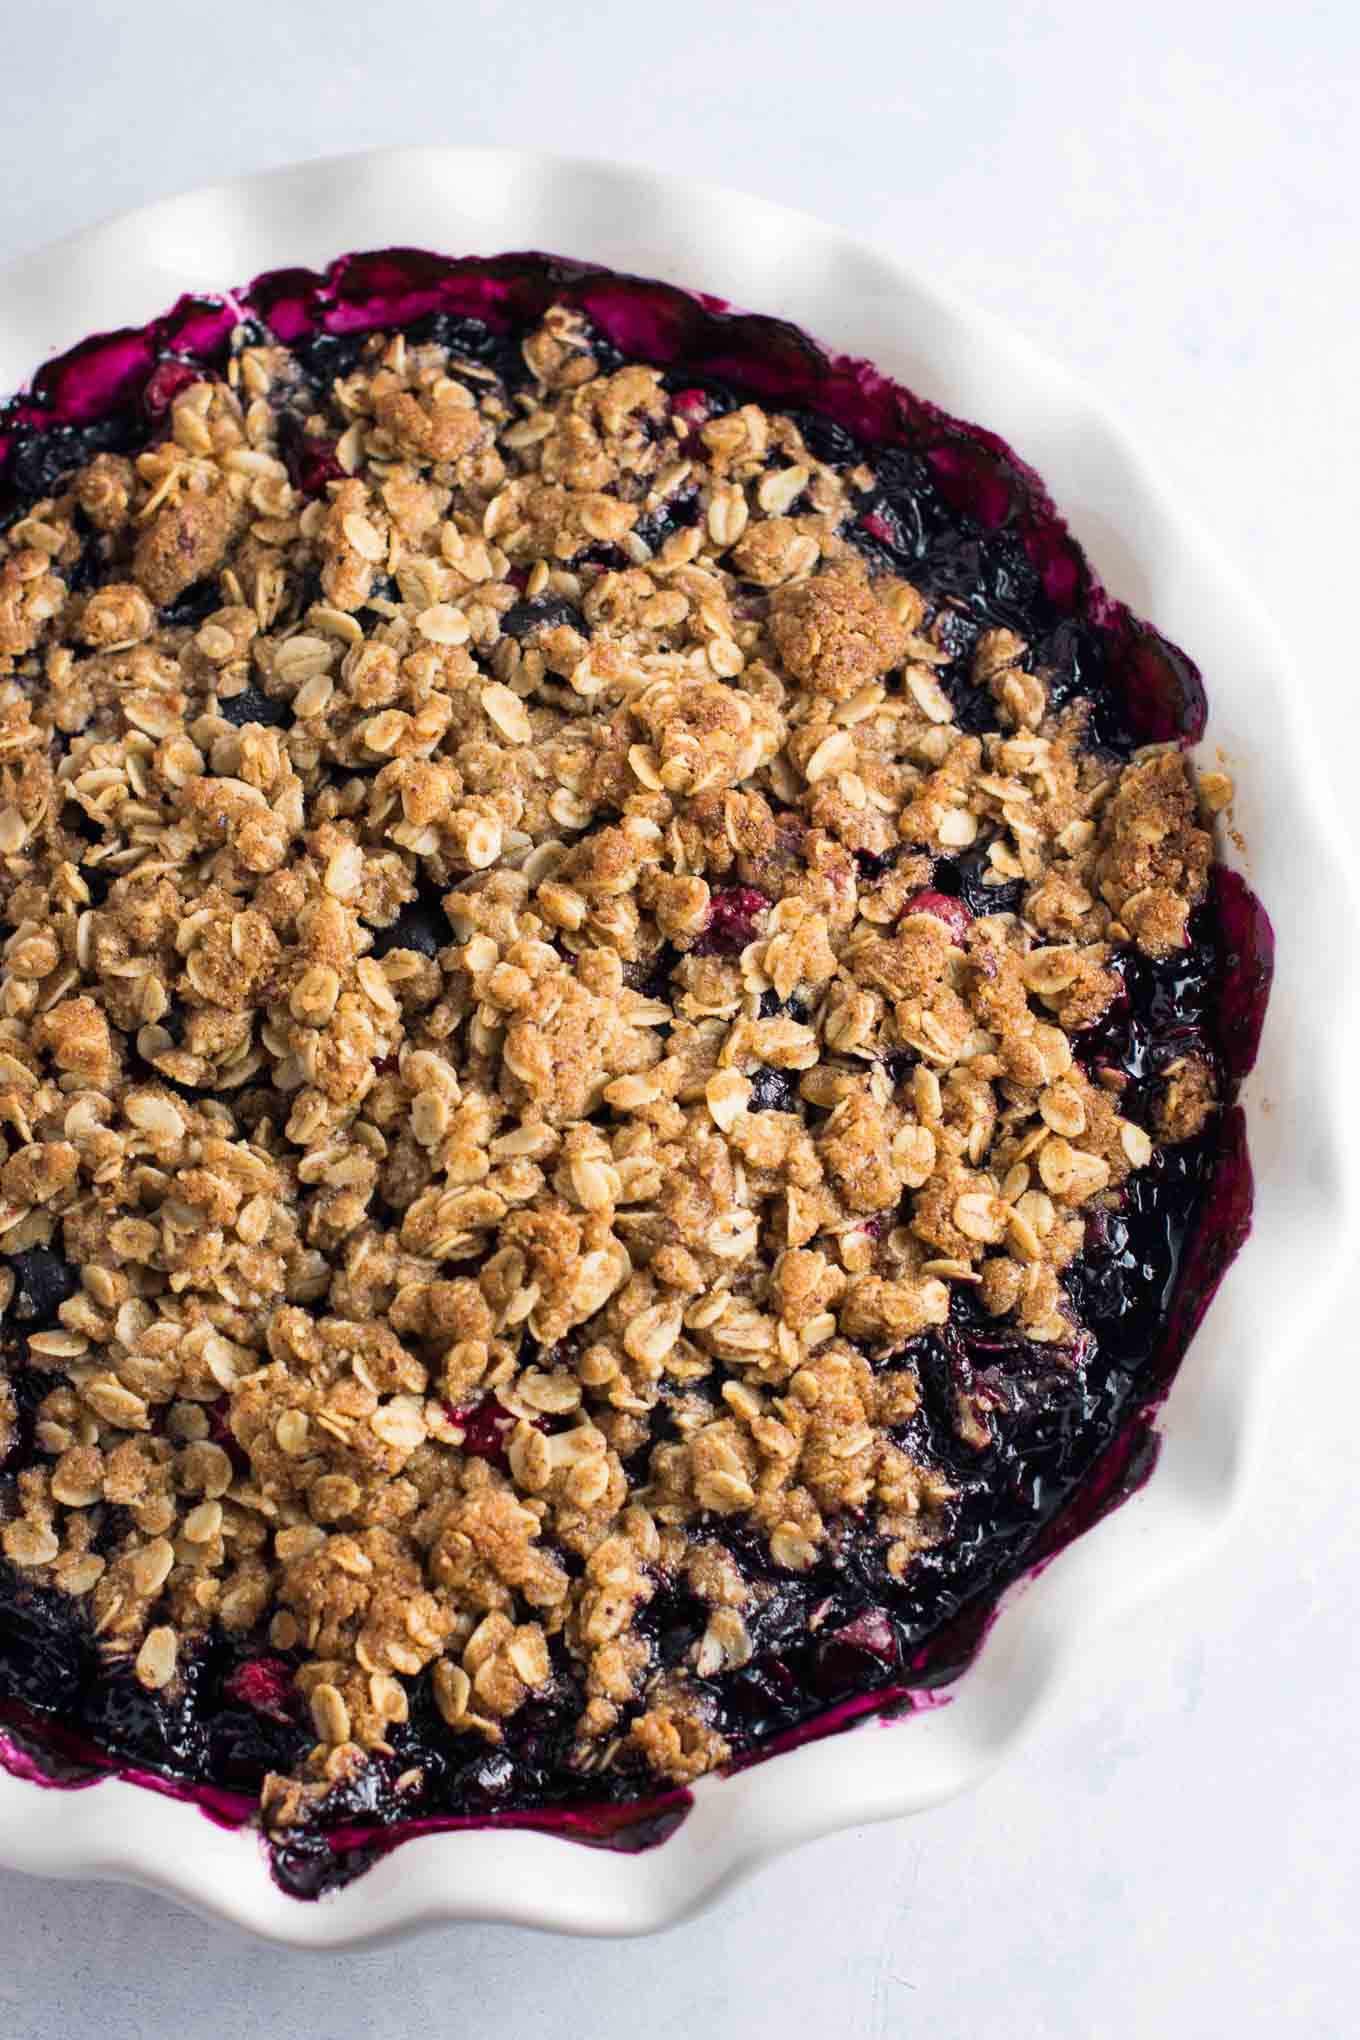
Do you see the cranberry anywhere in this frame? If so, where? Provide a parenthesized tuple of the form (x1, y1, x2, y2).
(206, 1398, 249, 1473)
(670, 387, 711, 428)
(446, 1393, 555, 1467)
(899, 889, 973, 944)
(858, 510, 896, 545)
(224, 1657, 296, 1723)
(141, 359, 201, 420)
(695, 885, 770, 956)
(284, 434, 344, 499)
(447, 1395, 516, 1468)
(832, 1607, 898, 1662)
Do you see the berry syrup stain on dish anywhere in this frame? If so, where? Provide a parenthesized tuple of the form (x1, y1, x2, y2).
(0, 250, 1272, 1898)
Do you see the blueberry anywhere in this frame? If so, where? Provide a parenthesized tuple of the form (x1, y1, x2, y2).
(851, 495, 925, 568)
(367, 878, 448, 960)
(406, 312, 492, 358)
(499, 595, 584, 641)
(1035, 616, 1104, 721)
(873, 447, 935, 502)
(922, 528, 1041, 629)
(290, 330, 371, 394)
(1110, 627, 1208, 747)
(930, 603, 980, 667)
(932, 848, 1024, 919)
(459, 1748, 516, 1808)
(1069, 1260, 1128, 1322)
(3, 1248, 79, 1329)
(725, 1656, 798, 1736)
(632, 491, 699, 553)
(403, 312, 528, 389)
(4, 416, 135, 505)
(640, 1577, 709, 1673)
(629, 943, 678, 1004)
(63, 797, 105, 849)
(270, 1832, 349, 1902)
(812, 1608, 900, 1699)
(64, 531, 108, 595)
(749, 1066, 796, 1113)
(577, 542, 630, 572)
(162, 580, 226, 630)
(215, 681, 292, 730)
(788, 411, 860, 466)
(0, 1580, 89, 1714)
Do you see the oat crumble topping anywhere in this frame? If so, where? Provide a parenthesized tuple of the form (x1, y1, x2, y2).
(0, 300, 1231, 1827)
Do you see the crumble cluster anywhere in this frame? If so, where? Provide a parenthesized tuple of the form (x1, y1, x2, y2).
(0, 306, 1225, 1817)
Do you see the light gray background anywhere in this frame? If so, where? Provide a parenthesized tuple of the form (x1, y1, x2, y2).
(0, 3, 1357, 2034)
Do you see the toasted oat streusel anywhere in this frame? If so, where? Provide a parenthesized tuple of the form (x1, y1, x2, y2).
(0, 303, 1227, 1827)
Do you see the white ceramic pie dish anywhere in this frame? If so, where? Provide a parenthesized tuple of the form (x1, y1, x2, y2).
(0, 145, 1353, 1947)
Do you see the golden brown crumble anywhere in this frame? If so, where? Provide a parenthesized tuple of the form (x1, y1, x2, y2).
(0, 308, 1228, 1816)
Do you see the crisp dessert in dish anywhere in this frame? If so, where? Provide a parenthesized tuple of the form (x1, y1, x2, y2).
(0, 251, 1271, 1896)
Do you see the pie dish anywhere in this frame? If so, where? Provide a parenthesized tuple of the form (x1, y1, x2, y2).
(0, 149, 1350, 1946)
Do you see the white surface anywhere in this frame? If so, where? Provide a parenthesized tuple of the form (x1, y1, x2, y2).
(0, 0, 1356, 2030)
